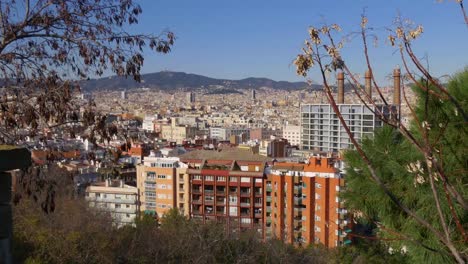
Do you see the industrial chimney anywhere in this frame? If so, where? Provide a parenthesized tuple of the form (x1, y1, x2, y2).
(365, 70, 372, 99)
(337, 71, 344, 104)
(393, 67, 401, 106)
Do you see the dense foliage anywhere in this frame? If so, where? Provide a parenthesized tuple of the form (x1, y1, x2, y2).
(342, 70, 468, 263)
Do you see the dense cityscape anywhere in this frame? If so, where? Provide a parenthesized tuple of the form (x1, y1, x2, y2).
(0, 1, 466, 264)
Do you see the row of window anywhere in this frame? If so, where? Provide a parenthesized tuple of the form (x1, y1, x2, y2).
(146, 172, 172, 180)
(192, 175, 256, 183)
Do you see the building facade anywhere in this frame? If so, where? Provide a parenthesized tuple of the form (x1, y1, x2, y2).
(137, 156, 179, 217)
(85, 179, 139, 227)
(300, 104, 397, 152)
(209, 127, 251, 141)
(161, 123, 197, 144)
(182, 157, 266, 236)
(282, 125, 301, 146)
(264, 156, 351, 248)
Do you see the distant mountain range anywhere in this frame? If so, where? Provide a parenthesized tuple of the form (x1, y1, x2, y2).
(81, 71, 320, 92)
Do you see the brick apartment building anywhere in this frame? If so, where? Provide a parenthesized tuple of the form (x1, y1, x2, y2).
(180, 149, 270, 236)
(264, 156, 352, 248)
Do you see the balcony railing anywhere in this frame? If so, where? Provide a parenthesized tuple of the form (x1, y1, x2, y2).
(266, 197, 272, 202)
(86, 196, 136, 204)
(294, 197, 302, 203)
(254, 203, 262, 207)
(240, 192, 251, 197)
(240, 203, 250, 207)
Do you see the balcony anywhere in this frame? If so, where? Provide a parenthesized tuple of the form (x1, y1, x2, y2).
(240, 203, 250, 207)
(254, 212, 262, 218)
(240, 212, 251, 217)
(205, 200, 214, 205)
(193, 199, 203, 204)
(86, 196, 136, 205)
(204, 190, 214, 194)
(240, 192, 251, 197)
(113, 207, 137, 214)
(266, 206, 272, 213)
(266, 197, 272, 202)
(254, 202, 262, 207)
(294, 197, 302, 203)
(294, 207, 304, 213)
(192, 189, 201, 194)
(192, 209, 201, 215)
(266, 186, 272, 192)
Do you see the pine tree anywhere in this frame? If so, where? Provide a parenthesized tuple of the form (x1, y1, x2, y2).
(342, 70, 468, 263)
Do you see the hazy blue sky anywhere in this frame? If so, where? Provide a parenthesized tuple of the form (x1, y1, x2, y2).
(132, 0, 467, 84)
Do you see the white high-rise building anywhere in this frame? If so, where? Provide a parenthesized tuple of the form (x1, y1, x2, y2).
(300, 104, 397, 152)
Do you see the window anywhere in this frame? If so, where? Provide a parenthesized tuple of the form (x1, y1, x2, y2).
(217, 176, 226, 181)
(115, 204, 121, 208)
(315, 183, 322, 188)
(205, 176, 214, 181)
(193, 175, 201, 180)
(315, 226, 321, 232)
(240, 177, 250, 183)
(96, 193, 100, 198)
(147, 172, 156, 180)
(229, 177, 237, 182)
(315, 193, 321, 200)
(315, 215, 321, 221)
(158, 184, 167, 189)
(157, 175, 166, 179)
(145, 191, 156, 197)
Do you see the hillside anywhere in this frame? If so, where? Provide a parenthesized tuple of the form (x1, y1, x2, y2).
(81, 71, 318, 91)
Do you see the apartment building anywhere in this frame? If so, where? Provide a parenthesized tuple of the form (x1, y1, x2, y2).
(209, 127, 251, 141)
(264, 156, 351, 248)
(85, 179, 139, 227)
(180, 149, 271, 236)
(161, 123, 197, 144)
(137, 156, 190, 217)
(282, 125, 301, 146)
